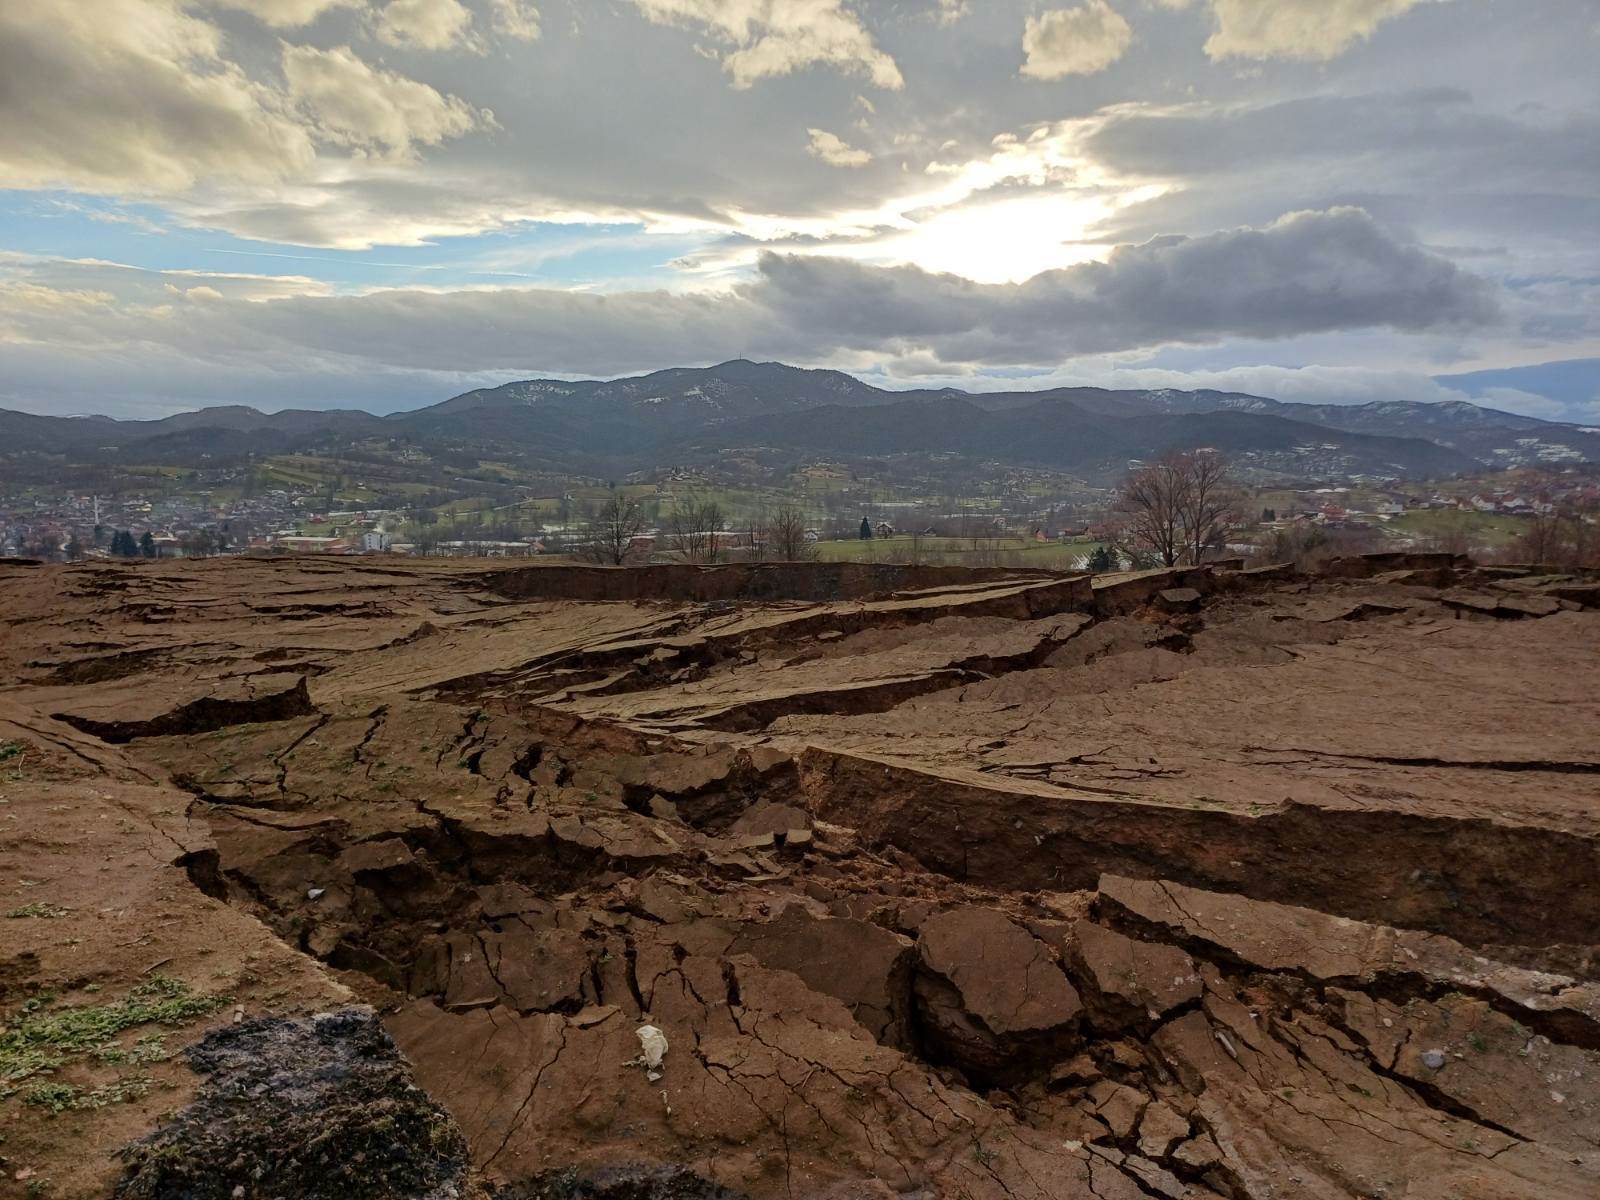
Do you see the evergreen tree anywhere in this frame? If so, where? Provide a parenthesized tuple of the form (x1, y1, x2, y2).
(859, 517, 872, 540)
(140, 531, 157, 558)
(1086, 545, 1116, 573)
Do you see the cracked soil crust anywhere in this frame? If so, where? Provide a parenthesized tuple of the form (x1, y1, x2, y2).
(0, 553, 1596, 1199)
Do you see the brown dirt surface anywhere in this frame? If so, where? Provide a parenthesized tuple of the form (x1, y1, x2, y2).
(0, 552, 1596, 1199)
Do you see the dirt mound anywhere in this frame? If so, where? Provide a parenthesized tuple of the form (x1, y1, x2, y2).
(2, 554, 1597, 1198)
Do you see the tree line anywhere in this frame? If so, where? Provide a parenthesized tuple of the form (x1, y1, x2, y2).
(580, 491, 817, 565)
(108, 530, 158, 558)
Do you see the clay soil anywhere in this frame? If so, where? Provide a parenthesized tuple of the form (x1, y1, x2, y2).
(0, 554, 1596, 1200)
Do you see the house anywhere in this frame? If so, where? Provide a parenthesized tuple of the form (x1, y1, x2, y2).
(436, 540, 538, 557)
(874, 521, 895, 538)
(272, 535, 349, 554)
(361, 529, 392, 552)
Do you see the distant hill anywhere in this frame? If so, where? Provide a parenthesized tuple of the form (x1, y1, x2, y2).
(432, 360, 884, 422)
(0, 405, 381, 457)
(2, 359, 1593, 482)
(1123, 391, 1600, 466)
(685, 394, 1478, 479)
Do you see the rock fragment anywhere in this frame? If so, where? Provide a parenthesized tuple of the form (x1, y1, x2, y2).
(1067, 918, 1202, 1030)
(914, 906, 1081, 1081)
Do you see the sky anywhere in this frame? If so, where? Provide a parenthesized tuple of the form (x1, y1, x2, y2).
(1, 0, 1597, 421)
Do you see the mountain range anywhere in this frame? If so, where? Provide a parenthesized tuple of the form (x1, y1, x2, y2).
(5, 360, 1598, 483)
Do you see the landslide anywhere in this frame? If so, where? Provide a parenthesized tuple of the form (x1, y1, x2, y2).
(1, 554, 1597, 1199)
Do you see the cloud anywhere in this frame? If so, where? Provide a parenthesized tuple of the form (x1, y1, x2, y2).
(0, 209, 1499, 413)
(1473, 386, 1573, 421)
(1435, 357, 1600, 421)
(282, 44, 491, 160)
(0, 0, 315, 192)
(204, 0, 363, 27)
(1074, 87, 1600, 290)
(750, 208, 1497, 362)
(806, 129, 871, 168)
(1201, 0, 1439, 62)
(1021, 2, 1134, 80)
(374, 0, 477, 51)
(488, 0, 540, 40)
(1081, 88, 1600, 180)
(626, 0, 903, 89)
(0, 1, 491, 203)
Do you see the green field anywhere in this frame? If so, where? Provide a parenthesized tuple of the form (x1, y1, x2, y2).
(1385, 509, 1528, 548)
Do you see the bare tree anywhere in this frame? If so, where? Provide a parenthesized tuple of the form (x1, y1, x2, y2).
(1115, 455, 1187, 567)
(179, 528, 222, 558)
(669, 495, 726, 564)
(582, 489, 645, 565)
(1511, 497, 1600, 569)
(765, 506, 816, 561)
(1574, 498, 1600, 568)
(1179, 451, 1238, 565)
(744, 504, 771, 562)
(1116, 451, 1237, 567)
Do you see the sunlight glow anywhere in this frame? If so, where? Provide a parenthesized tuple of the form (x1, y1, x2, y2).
(664, 113, 1176, 285)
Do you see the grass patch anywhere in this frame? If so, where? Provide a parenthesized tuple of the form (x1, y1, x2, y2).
(1, 976, 228, 1096)
(0, 741, 24, 763)
(24, 1076, 155, 1114)
(6, 903, 71, 920)
(1387, 509, 1528, 549)
(95, 1034, 171, 1067)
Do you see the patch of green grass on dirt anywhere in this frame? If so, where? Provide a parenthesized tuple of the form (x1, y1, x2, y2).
(0, 977, 228, 1097)
(24, 1076, 155, 1114)
(6, 903, 72, 920)
(94, 1034, 171, 1067)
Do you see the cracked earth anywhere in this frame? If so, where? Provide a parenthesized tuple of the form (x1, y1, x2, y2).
(0, 554, 1596, 1199)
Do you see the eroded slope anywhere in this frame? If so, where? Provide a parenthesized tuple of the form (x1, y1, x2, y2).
(0, 555, 1596, 1199)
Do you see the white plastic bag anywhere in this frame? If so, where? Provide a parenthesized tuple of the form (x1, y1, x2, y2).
(636, 1023, 668, 1080)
